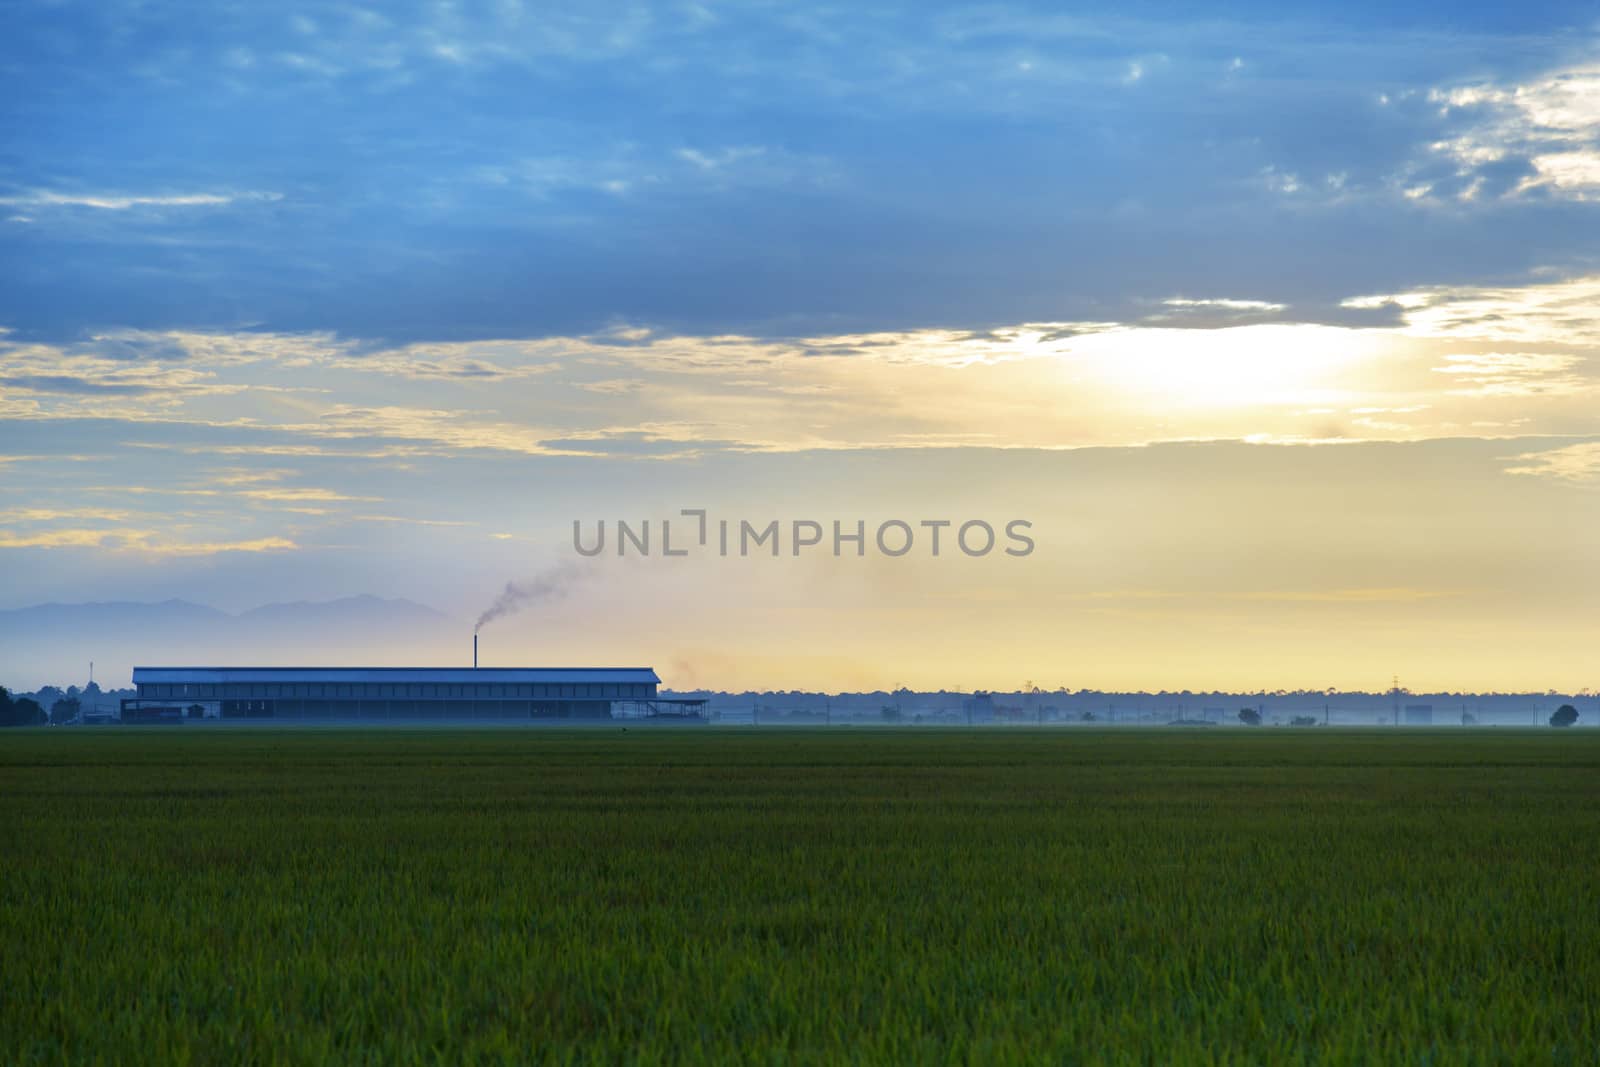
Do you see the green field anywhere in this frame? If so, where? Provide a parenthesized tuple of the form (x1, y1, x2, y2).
(3, 728, 1597, 1063)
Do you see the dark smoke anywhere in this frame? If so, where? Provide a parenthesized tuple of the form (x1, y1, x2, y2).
(474, 563, 587, 633)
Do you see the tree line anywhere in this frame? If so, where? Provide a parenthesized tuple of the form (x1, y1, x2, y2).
(0, 687, 47, 727)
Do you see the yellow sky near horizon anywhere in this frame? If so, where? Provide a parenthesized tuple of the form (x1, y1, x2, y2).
(3, 273, 1600, 692)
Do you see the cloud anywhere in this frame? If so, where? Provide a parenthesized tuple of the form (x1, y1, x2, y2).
(0, 453, 107, 468)
(0, 374, 160, 396)
(572, 378, 647, 394)
(125, 441, 437, 459)
(89, 330, 349, 365)
(482, 144, 834, 201)
(1432, 352, 1588, 397)
(0, 528, 298, 554)
(91, 485, 379, 504)
(1424, 65, 1600, 202)
(322, 339, 562, 381)
(1162, 298, 1287, 313)
(128, 534, 299, 556)
(1154, 297, 1290, 326)
(8, 507, 133, 522)
(1504, 441, 1600, 482)
(236, 487, 376, 502)
(1343, 274, 1600, 345)
(478, 156, 649, 198)
(204, 468, 295, 487)
(677, 147, 765, 171)
(0, 330, 357, 416)
(1260, 165, 1303, 196)
(346, 515, 469, 527)
(0, 191, 281, 210)
(4, 272, 1599, 465)
(305, 404, 560, 453)
(6, 6, 1597, 350)
(536, 427, 742, 459)
(0, 528, 116, 549)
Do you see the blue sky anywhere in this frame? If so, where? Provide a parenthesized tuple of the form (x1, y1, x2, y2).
(2, 2, 1599, 690)
(6, 1, 1599, 341)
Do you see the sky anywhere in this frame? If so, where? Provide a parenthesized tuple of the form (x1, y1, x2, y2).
(2, 0, 1599, 692)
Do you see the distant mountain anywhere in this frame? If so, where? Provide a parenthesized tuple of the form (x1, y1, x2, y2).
(237, 594, 447, 628)
(0, 596, 459, 689)
(6, 599, 230, 629)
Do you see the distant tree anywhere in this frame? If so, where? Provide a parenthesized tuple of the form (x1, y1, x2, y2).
(84, 680, 102, 696)
(1080, 710, 1097, 722)
(50, 697, 80, 726)
(1, 687, 23, 727)
(880, 705, 901, 723)
(1289, 715, 1318, 728)
(35, 685, 64, 705)
(1, 690, 46, 727)
(1550, 704, 1579, 728)
(1238, 707, 1262, 726)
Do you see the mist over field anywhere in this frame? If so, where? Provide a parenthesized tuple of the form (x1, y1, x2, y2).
(2, 595, 1591, 732)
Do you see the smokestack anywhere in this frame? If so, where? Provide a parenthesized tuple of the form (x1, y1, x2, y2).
(473, 633, 478, 669)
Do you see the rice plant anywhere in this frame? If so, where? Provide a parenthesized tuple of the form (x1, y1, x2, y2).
(3, 728, 1597, 1063)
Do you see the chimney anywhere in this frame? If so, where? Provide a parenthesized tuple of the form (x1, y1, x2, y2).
(474, 633, 478, 669)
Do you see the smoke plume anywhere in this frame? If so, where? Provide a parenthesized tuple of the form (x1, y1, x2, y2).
(474, 563, 587, 633)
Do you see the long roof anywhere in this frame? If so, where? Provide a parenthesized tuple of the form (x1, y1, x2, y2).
(133, 666, 660, 684)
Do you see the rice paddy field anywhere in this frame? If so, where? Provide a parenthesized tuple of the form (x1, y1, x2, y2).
(3, 727, 1598, 1063)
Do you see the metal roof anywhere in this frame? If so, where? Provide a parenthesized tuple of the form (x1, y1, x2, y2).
(133, 666, 660, 684)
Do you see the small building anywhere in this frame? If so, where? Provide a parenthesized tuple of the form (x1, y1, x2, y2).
(121, 666, 704, 722)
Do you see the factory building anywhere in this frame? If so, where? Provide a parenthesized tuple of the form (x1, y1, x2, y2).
(120, 667, 703, 722)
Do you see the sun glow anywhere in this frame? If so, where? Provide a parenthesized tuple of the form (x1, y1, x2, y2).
(1064, 324, 1394, 409)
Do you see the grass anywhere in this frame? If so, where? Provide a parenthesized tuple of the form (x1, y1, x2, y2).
(3, 727, 1598, 1063)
